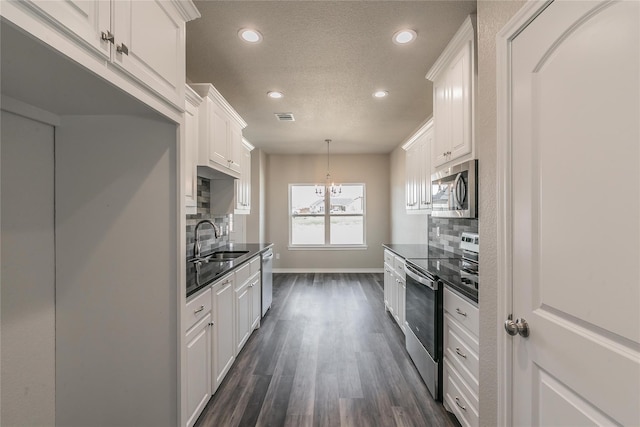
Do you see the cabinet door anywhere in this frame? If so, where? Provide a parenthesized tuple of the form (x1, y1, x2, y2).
(235, 143, 251, 213)
(419, 130, 433, 210)
(250, 273, 261, 331)
(185, 314, 212, 427)
(209, 102, 229, 168)
(112, 0, 185, 107)
(22, 0, 111, 59)
(448, 42, 473, 161)
(405, 142, 420, 210)
(228, 123, 243, 173)
(389, 273, 397, 317)
(397, 274, 406, 334)
(212, 277, 234, 392)
(433, 77, 451, 167)
(235, 280, 252, 355)
(184, 93, 199, 209)
(383, 263, 393, 311)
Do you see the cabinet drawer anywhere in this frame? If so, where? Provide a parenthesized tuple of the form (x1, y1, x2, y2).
(444, 287, 479, 337)
(234, 261, 251, 286)
(444, 360, 479, 427)
(445, 314, 479, 391)
(384, 249, 394, 265)
(186, 288, 212, 331)
(393, 256, 405, 277)
(250, 255, 261, 275)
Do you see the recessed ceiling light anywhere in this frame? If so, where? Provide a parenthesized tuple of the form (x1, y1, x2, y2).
(238, 28, 262, 43)
(393, 29, 417, 45)
(267, 91, 283, 99)
(373, 90, 389, 98)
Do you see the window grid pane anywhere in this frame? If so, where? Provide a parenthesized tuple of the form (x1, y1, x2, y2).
(290, 183, 365, 246)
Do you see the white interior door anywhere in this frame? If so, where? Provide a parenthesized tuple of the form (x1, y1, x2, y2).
(509, 1, 639, 425)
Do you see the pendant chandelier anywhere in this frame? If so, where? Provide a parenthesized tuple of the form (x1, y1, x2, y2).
(315, 139, 342, 197)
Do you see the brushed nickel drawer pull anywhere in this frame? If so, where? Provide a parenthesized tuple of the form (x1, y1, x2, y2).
(194, 305, 205, 314)
(455, 397, 466, 411)
(455, 347, 467, 359)
(456, 308, 467, 317)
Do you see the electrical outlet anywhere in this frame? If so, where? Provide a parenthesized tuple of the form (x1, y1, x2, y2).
(436, 226, 440, 237)
(276, 253, 280, 260)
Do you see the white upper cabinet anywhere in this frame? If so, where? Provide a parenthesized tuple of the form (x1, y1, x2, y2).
(190, 83, 247, 179)
(111, 1, 189, 107)
(184, 85, 202, 212)
(20, 0, 112, 58)
(16, 0, 199, 110)
(402, 118, 433, 213)
(235, 139, 253, 215)
(426, 16, 475, 169)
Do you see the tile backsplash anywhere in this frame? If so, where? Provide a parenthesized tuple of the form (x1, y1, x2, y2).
(186, 177, 230, 258)
(428, 216, 478, 256)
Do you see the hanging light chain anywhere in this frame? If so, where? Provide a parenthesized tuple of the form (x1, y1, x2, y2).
(316, 139, 341, 197)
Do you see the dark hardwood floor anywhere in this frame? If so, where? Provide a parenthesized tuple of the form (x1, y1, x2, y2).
(195, 273, 458, 427)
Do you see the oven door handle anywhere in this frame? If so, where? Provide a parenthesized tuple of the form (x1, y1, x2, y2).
(406, 265, 438, 290)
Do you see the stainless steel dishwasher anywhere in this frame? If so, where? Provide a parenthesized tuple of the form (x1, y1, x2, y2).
(261, 248, 273, 317)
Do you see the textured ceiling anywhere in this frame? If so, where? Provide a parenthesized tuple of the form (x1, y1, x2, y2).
(186, 1, 476, 154)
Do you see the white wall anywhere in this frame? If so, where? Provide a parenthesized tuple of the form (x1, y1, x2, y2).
(476, 2, 526, 425)
(54, 115, 178, 427)
(1, 111, 56, 426)
(266, 153, 389, 270)
(389, 144, 429, 244)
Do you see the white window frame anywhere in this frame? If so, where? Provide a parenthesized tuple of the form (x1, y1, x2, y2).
(288, 183, 367, 250)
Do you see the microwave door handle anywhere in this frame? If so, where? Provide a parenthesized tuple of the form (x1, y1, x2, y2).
(453, 173, 462, 209)
(454, 173, 466, 209)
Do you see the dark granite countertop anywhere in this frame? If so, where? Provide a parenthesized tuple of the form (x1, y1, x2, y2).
(383, 243, 477, 304)
(382, 244, 457, 260)
(383, 244, 430, 259)
(187, 243, 273, 298)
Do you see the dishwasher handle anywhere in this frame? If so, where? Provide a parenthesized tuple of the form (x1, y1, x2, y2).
(262, 250, 273, 260)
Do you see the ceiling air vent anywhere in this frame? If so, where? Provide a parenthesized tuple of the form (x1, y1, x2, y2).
(275, 112, 295, 122)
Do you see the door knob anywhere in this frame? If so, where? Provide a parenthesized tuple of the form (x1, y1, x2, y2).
(515, 318, 529, 337)
(504, 315, 530, 337)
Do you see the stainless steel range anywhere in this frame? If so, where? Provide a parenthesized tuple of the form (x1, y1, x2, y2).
(404, 233, 479, 401)
(404, 248, 459, 401)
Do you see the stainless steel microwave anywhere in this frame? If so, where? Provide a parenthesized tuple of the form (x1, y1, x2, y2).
(431, 159, 477, 218)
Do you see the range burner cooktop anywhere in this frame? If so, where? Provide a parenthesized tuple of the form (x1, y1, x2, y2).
(405, 239, 479, 304)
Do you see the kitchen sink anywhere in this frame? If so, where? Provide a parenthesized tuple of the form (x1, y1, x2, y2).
(207, 250, 249, 260)
(190, 250, 249, 263)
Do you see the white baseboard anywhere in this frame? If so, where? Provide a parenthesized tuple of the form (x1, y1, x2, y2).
(273, 268, 384, 274)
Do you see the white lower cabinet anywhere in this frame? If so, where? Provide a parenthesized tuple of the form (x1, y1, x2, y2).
(185, 313, 212, 427)
(184, 254, 263, 426)
(211, 273, 235, 393)
(234, 273, 252, 355)
(395, 272, 406, 334)
(443, 287, 479, 427)
(382, 250, 406, 334)
(250, 272, 262, 331)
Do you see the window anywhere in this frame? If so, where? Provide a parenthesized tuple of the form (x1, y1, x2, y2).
(289, 184, 365, 247)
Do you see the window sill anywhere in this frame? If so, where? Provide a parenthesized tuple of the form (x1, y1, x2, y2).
(288, 245, 368, 251)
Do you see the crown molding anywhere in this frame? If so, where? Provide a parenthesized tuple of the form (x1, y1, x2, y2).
(401, 116, 434, 150)
(189, 83, 247, 129)
(425, 14, 476, 81)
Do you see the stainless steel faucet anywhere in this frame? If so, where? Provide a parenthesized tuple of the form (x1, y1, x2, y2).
(193, 219, 221, 258)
